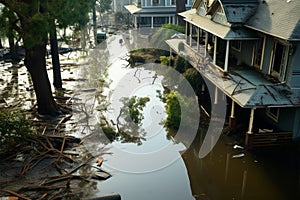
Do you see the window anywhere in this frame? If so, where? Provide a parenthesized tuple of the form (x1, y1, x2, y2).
(231, 41, 241, 52)
(253, 36, 265, 70)
(152, 0, 159, 6)
(266, 107, 280, 122)
(270, 40, 289, 81)
(170, 0, 175, 5)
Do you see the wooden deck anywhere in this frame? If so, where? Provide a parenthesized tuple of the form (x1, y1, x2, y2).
(245, 132, 293, 148)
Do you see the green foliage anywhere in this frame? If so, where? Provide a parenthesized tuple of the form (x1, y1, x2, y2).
(182, 68, 203, 96)
(2, 0, 94, 47)
(97, 0, 112, 13)
(0, 109, 33, 155)
(161, 24, 185, 34)
(23, 13, 49, 47)
(178, 41, 184, 51)
(160, 56, 170, 65)
(164, 91, 181, 130)
(51, 0, 93, 29)
(101, 125, 118, 142)
(0, 7, 18, 39)
(150, 27, 178, 50)
(115, 11, 125, 23)
(174, 55, 188, 73)
(120, 96, 150, 124)
(164, 91, 199, 131)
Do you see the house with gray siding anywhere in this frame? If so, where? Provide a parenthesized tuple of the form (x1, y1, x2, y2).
(125, 0, 194, 28)
(166, 0, 300, 147)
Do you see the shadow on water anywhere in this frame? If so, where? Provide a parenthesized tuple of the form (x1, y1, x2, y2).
(182, 126, 300, 200)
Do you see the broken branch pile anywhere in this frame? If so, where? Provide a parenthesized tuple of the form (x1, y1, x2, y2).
(0, 134, 111, 199)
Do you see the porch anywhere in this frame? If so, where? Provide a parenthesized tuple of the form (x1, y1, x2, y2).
(166, 38, 294, 148)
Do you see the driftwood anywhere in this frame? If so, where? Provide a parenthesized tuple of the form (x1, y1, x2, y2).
(20, 134, 80, 175)
(1, 189, 30, 200)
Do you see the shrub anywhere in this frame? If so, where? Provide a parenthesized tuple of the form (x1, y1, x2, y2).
(162, 24, 185, 34)
(0, 109, 33, 154)
(178, 42, 184, 51)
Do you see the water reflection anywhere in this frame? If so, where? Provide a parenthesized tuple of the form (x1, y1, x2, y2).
(91, 35, 195, 199)
(183, 127, 300, 200)
(0, 61, 35, 109)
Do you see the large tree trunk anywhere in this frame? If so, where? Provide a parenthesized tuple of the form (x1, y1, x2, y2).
(24, 41, 60, 117)
(93, 0, 97, 46)
(176, 0, 186, 26)
(50, 20, 62, 89)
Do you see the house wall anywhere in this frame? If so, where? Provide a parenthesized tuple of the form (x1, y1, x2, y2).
(287, 41, 300, 88)
(256, 108, 295, 133)
(240, 40, 253, 66)
(259, 35, 272, 74)
(293, 108, 300, 139)
(142, 0, 193, 7)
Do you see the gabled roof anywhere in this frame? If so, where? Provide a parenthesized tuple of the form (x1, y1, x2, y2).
(179, 9, 258, 40)
(189, 0, 300, 40)
(246, 0, 300, 41)
(207, 0, 259, 23)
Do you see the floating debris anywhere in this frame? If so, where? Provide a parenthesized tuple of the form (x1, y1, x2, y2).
(232, 153, 245, 158)
(233, 144, 244, 149)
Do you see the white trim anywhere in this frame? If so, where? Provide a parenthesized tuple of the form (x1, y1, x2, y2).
(224, 40, 230, 72)
(266, 107, 280, 122)
(247, 108, 256, 134)
(269, 40, 289, 81)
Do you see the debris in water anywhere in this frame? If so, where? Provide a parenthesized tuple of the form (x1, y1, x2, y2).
(232, 153, 245, 158)
(92, 170, 111, 180)
(97, 156, 104, 167)
(233, 144, 244, 149)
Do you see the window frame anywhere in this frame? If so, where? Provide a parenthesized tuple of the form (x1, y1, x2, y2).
(266, 107, 280, 122)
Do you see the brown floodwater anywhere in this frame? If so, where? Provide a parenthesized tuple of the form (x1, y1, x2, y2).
(90, 34, 300, 200)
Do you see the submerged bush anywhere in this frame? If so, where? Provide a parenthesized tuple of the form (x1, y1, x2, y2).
(0, 109, 33, 154)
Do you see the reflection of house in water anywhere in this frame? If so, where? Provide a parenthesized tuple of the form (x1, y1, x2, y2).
(124, 0, 194, 28)
(166, 0, 300, 147)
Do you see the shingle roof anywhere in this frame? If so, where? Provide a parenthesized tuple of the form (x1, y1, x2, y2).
(246, 0, 300, 41)
(207, 0, 259, 23)
(179, 9, 258, 40)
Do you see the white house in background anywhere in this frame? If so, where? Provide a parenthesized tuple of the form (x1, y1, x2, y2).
(125, 0, 194, 28)
(113, 0, 131, 12)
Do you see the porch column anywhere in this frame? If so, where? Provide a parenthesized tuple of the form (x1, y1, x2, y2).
(134, 16, 137, 28)
(169, 16, 171, 24)
(197, 27, 200, 52)
(213, 35, 218, 64)
(247, 108, 256, 134)
(151, 16, 154, 29)
(205, 32, 209, 57)
(229, 100, 236, 129)
(214, 86, 218, 104)
(185, 21, 188, 43)
(224, 40, 230, 72)
(189, 23, 192, 46)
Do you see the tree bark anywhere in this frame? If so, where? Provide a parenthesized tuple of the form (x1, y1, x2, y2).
(93, 0, 97, 46)
(24, 41, 60, 116)
(176, 0, 186, 26)
(50, 20, 62, 89)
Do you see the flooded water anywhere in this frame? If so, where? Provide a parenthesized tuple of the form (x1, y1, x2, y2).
(90, 33, 300, 200)
(1, 30, 300, 200)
